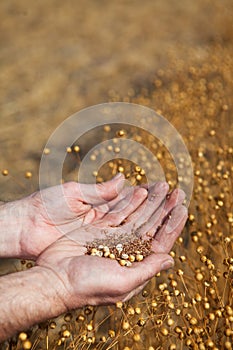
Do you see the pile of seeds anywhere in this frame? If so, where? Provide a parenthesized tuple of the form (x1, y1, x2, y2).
(85, 234, 153, 267)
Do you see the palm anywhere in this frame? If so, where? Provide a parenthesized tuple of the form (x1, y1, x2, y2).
(37, 183, 187, 309)
(23, 175, 147, 258)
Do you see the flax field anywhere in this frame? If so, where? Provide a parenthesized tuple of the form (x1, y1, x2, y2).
(0, 1, 232, 349)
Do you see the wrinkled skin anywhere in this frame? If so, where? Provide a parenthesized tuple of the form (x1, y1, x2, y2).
(21, 174, 148, 258)
(37, 182, 187, 309)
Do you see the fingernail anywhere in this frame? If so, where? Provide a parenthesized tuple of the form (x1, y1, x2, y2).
(166, 207, 188, 234)
(161, 258, 174, 271)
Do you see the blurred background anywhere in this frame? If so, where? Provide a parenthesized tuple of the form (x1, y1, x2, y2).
(0, 0, 232, 199)
(0, 1, 232, 349)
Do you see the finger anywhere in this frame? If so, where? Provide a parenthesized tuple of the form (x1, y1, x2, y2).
(81, 187, 135, 224)
(102, 187, 148, 226)
(124, 182, 169, 227)
(120, 253, 174, 293)
(64, 173, 125, 207)
(82, 186, 145, 224)
(152, 204, 188, 253)
(136, 188, 185, 239)
(92, 186, 135, 217)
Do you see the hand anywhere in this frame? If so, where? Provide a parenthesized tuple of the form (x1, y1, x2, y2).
(37, 183, 187, 309)
(20, 174, 148, 258)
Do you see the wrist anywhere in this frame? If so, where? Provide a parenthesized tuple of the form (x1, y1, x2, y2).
(39, 266, 70, 313)
(33, 266, 69, 315)
(0, 266, 67, 341)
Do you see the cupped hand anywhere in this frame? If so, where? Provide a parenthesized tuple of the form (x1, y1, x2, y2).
(21, 174, 149, 258)
(36, 183, 187, 310)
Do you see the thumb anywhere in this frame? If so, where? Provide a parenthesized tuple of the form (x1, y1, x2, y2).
(124, 253, 174, 291)
(65, 173, 125, 205)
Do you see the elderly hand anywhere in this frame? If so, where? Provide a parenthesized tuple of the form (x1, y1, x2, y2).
(0, 174, 148, 259)
(0, 181, 187, 342)
(21, 174, 151, 258)
(36, 183, 187, 309)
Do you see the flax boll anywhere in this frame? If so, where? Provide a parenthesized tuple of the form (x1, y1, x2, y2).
(3, 27, 233, 350)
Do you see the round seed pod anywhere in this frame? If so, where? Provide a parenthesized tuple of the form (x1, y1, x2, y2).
(23, 341, 32, 350)
(136, 254, 144, 262)
(19, 333, 27, 341)
(119, 259, 127, 266)
(25, 171, 32, 179)
(116, 301, 123, 308)
(2, 169, 9, 176)
(161, 327, 169, 336)
(133, 333, 141, 342)
(129, 255, 136, 262)
(63, 330, 70, 338)
(87, 324, 93, 331)
(127, 306, 135, 315)
(137, 318, 146, 327)
(49, 321, 56, 329)
(122, 321, 130, 330)
(108, 330, 115, 338)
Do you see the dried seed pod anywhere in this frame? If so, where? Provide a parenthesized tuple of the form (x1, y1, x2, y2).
(63, 330, 70, 338)
(23, 341, 32, 350)
(129, 254, 136, 262)
(116, 301, 123, 308)
(136, 254, 144, 262)
(19, 333, 27, 341)
(25, 171, 32, 179)
(133, 333, 141, 342)
(119, 259, 127, 266)
(73, 145, 80, 152)
(2, 169, 9, 176)
(86, 324, 93, 331)
(122, 321, 130, 330)
(137, 318, 146, 326)
(121, 253, 129, 259)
